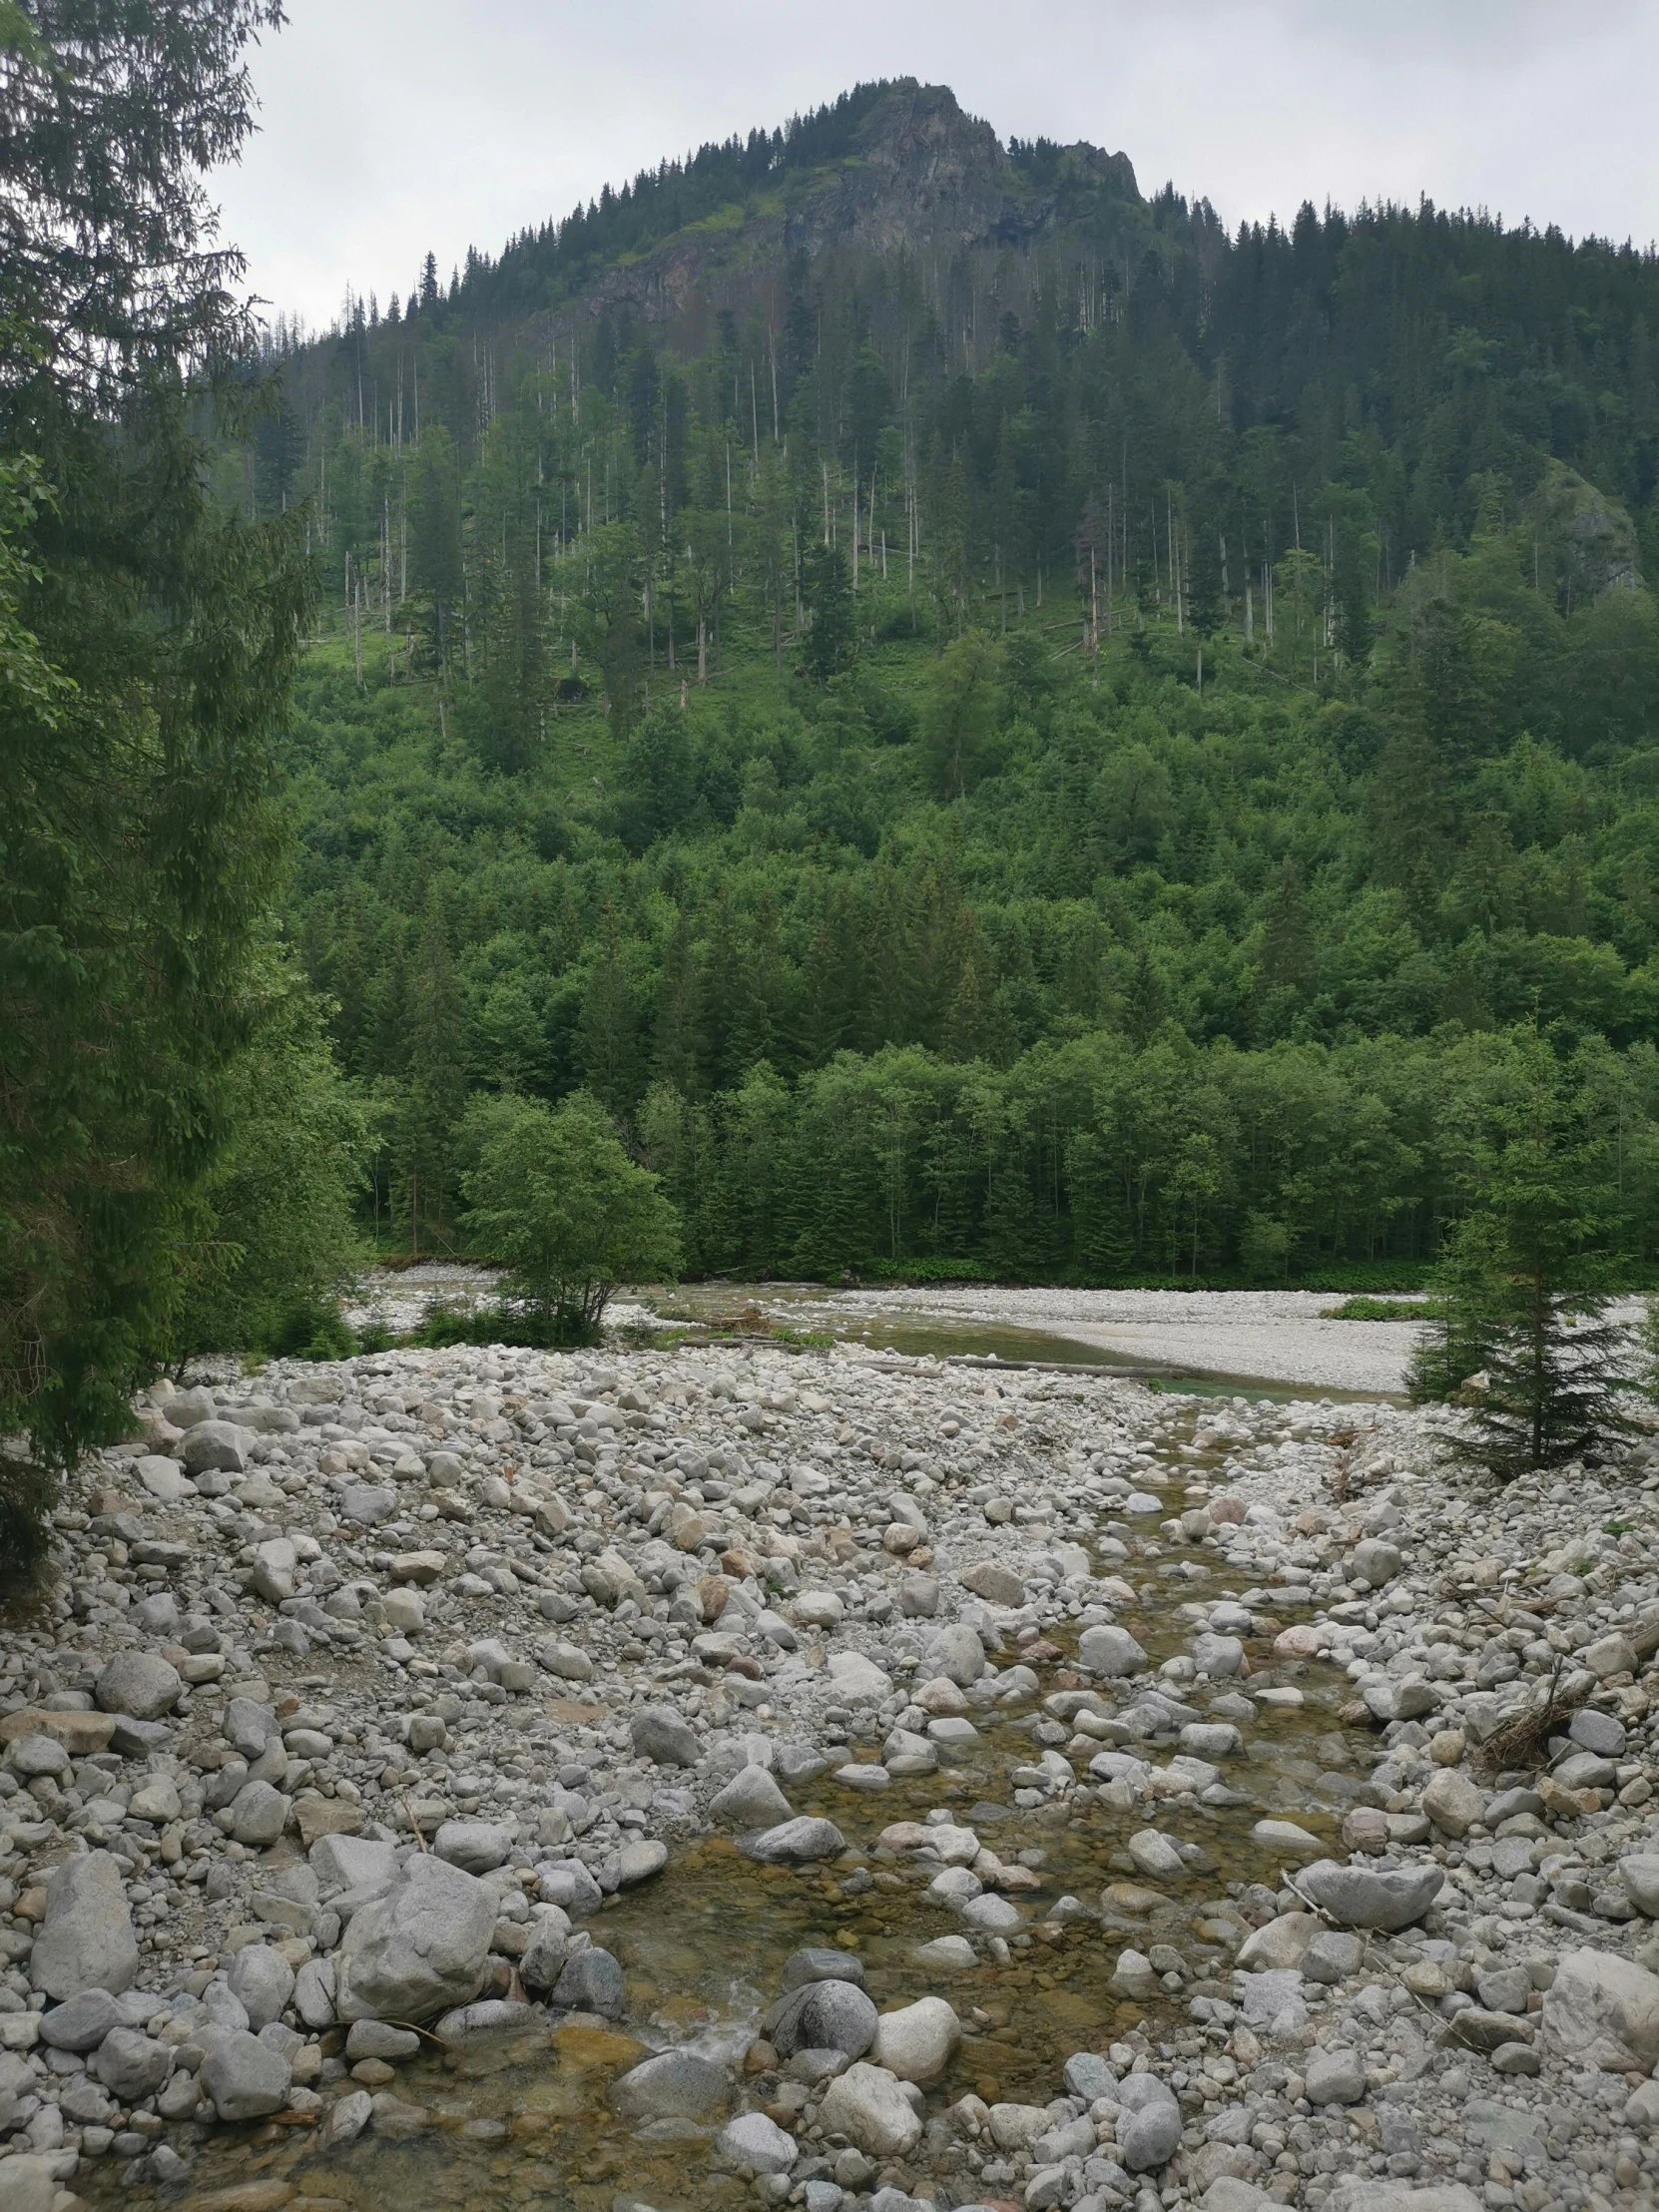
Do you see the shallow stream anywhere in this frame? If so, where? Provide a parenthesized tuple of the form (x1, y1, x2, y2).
(97, 1406, 1377, 2212)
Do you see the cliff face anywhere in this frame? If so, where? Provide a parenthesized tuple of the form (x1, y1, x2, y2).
(580, 84, 1140, 329)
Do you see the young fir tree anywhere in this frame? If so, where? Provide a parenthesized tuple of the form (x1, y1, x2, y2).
(1412, 1048, 1634, 1478)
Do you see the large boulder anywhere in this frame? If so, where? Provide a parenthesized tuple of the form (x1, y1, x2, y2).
(1078, 1625, 1148, 1677)
(717, 2109, 798, 2175)
(870, 1996, 959, 2082)
(1422, 1770, 1486, 1839)
(764, 1977, 877, 2060)
(95, 1650, 181, 1721)
(551, 1945, 625, 2018)
(1543, 1947, 1659, 2070)
(746, 1817, 844, 1865)
(433, 1820, 511, 1874)
(710, 1765, 793, 1829)
(818, 2061, 922, 2158)
(228, 1944, 295, 2031)
(1118, 2074, 1183, 2171)
(200, 2029, 291, 2120)
(631, 1707, 702, 1768)
(922, 1624, 985, 1688)
(1326, 2187, 1482, 2212)
(1621, 1857, 1659, 1919)
(92, 2026, 171, 2102)
(30, 1851, 138, 2000)
(0, 2159, 61, 2212)
(179, 1418, 251, 1475)
(334, 1855, 495, 2023)
(1296, 1860, 1444, 1933)
(1236, 1914, 1319, 1972)
(611, 2050, 729, 2119)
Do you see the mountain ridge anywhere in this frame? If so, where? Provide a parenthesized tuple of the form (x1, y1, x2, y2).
(574, 82, 1142, 332)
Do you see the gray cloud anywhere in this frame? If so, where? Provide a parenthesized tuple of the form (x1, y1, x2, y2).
(216, 0, 1659, 329)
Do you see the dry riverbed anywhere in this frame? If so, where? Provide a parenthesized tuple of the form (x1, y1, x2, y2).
(7, 1343, 1659, 2212)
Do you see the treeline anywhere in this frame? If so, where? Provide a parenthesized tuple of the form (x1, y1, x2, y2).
(637, 1027, 1659, 1285)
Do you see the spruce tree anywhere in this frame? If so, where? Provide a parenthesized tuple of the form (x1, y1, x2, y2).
(1, 1, 312, 1576)
(1413, 1044, 1635, 1478)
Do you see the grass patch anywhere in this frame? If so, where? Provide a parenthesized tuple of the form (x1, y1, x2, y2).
(1321, 1297, 1439, 1322)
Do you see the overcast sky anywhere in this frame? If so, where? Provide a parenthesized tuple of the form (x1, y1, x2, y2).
(216, 0, 1659, 332)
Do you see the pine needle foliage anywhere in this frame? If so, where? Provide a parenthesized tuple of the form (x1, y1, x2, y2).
(1411, 1036, 1636, 1478)
(0, 1, 314, 1581)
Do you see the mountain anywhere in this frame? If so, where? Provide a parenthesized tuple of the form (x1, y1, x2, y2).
(418, 82, 1144, 337)
(238, 82, 1659, 1290)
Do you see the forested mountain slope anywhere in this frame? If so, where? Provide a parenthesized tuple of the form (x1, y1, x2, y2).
(244, 80, 1659, 1284)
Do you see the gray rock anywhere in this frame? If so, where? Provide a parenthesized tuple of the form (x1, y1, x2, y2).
(163, 1383, 216, 1427)
(1542, 1945, 1659, 2069)
(537, 1861, 603, 1918)
(94, 1650, 181, 1720)
(1179, 1722, 1242, 1760)
(1622, 1856, 1659, 1919)
(1297, 1859, 1444, 1932)
(747, 1817, 845, 1865)
(30, 1851, 138, 1999)
(717, 2108, 799, 2174)
(432, 1999, 538, 2045)
(1302, 1931, 1365, 1984)
(551, 1945, 625, 2019)
(1236, 1914, 1319, 1972)
(1421, 1769, 1485, 1838)
(1571, 1707, 1627, 1757)
(1078, 1625, 1148, 1677)
(1306, 2045, 1368, 2104)
(1193, 1633, 1245, 1678)
(200, 2028, 291, 2120)
(519, 1913, 573, 1993)
(5, 1735, 68, 1780)
(228, 1778, 290, 1847)
(711, 1765, 794, 1829)
(818, 2062, 922, 2159)
(339, 1483, 398, 1525)
(1350, 1538, 1402, 1586)
(961, 1561, 1026, 1608)
(135, 1453, 193, 1502)
(310, 1834, 397, 1897)
(612, 1839, 667, 1888)
(1118, 2074, 1182, 2170)
(346, 2019, 420, 2060)
(335, 1856, 496, 2023)
(631, 1707, 703, 1768)
(224, 1696, 279, 1758)
(869, 1996, 959, 2082)
(92, 2025, 172, 2102)
(765, 1978, 878, 2060)
(1325, 2187, 1481, 2212)
(612, 2049, 730, 2119)
(180, 1418, 250, 1475)
(782, 1948, 866, 1991)
(923, 1625, 986, 1688)
(38, 1987, 126, 2050)
(321, 2087, 373, 2148)
(293, 1955, 336, 2030)
(1063, 2051, 1118, 2102)
(228, 1944, 294, 2031)
(433, 1819, 511, 1874)
(0, 2158, 61, 2212)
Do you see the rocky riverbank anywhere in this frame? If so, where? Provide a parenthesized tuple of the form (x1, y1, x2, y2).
(3, 1344, 1659, 2212)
